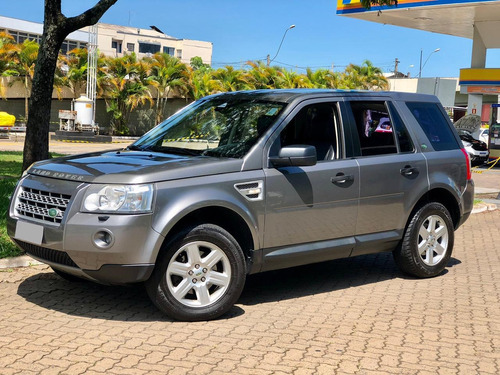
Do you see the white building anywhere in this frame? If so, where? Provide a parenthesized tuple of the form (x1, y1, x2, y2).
(92, 23, 212, 65)
(0, 15, 212, 65)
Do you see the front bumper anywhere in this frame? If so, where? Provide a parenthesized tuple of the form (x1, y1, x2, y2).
(7, 175, 164, 284)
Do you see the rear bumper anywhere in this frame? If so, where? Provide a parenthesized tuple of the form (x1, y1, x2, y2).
(457, 179, 474, 229)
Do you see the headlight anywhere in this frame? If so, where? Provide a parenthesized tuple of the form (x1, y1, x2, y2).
(82, 184, 154, 213)
(462, 141, 471, 148)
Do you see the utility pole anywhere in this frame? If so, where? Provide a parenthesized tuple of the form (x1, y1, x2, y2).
(394, 58, 400, 74)
(267, 54, 270, 67)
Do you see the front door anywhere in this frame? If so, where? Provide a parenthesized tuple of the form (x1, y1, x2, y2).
(261, 100, 360, 271)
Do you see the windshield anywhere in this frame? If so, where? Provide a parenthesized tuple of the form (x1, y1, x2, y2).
(131, 97, 286, 158)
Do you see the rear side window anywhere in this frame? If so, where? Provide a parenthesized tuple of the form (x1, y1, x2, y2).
(387, 102, 414, 153)
(406, 102, 459, 151)
(349, 101, 397, 156)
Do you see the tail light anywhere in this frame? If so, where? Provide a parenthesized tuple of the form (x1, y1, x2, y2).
(460, 148, 472, 180)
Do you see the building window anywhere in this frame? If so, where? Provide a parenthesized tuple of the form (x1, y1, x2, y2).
(18, 32, 28, 43)
(139, 42, 161, 54)
(68, 41, 78, 52)
(112, 40, 123, 53)
(127, 43, 135, 52)
(60, 41, 68, 55)
(176, 49, 182, 59)
(163, 46, 175, 56)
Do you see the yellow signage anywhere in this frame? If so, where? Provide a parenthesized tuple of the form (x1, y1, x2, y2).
(459, 68, 500, 86)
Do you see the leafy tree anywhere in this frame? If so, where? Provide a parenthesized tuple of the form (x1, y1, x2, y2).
(190, 56, 212, 74)
(0, 32, 18, 98)
(23, 0, 118, 171)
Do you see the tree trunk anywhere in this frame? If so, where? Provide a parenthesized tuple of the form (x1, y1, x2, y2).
(22, 0, 118, 171)
(23, 24, 64, 170)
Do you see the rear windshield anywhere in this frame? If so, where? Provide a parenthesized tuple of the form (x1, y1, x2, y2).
(406, 102, 460, 151)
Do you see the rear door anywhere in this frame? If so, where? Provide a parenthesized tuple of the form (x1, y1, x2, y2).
(344, 99, 429, 256)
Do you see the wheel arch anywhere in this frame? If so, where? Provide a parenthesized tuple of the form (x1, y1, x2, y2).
(155, 205, 258, 273)
(408, 187, 461, 230)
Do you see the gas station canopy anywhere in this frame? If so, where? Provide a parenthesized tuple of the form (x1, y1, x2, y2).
(337, 0, 500, 48)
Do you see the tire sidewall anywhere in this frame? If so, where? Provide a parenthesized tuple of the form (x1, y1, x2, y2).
(147, 224, 246, 321)
(407, 203, 454, 277)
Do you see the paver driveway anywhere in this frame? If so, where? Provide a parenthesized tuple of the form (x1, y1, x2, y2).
(1, 211, 499, 375)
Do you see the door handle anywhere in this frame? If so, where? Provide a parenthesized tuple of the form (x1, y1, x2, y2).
(400, 165, 418, 176)
(331, 173, 354, 184)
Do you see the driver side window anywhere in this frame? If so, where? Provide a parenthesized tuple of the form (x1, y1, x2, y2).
(278, 102, 340, 161)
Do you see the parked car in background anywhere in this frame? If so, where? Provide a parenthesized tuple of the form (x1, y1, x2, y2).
(8, 90, 474, 321)
(479, 128, 489, 145)
(457, 129, 489, 165)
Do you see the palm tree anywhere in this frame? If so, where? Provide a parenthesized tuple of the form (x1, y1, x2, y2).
(212, 66, 251, 92)
(148, 53, 189, 124)
(305, 68, 342, 89)
(59, 48, 88, 99)
(98, 54, 152, 135)
(4, 39, 39, 120)
(245, 61, 284, 89)
(279, 69, 312, 89)
(342, 60, 388, 90)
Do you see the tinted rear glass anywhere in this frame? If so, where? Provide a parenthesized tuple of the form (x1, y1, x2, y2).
(406, 102, 459, 151)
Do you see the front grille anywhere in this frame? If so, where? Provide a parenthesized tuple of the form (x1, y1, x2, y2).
(16, 187, 71, 224)
(14, 240, 78, 268)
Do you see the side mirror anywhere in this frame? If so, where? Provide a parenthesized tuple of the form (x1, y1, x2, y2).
(269, 145, 317, 167)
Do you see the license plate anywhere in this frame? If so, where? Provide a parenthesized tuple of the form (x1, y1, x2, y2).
(15, 221, 43, 245)
(479, 152, 488, 156)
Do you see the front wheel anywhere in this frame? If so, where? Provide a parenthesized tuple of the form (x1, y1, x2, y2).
(393, 202, 454, 278)
(146, 224, 246, 321)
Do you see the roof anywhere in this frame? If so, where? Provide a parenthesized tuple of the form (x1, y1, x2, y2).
(203, 89, 440, 103)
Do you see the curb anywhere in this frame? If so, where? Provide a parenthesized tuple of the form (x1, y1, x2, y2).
(472, 203, 498, 214)
(0, 255, 42, 269)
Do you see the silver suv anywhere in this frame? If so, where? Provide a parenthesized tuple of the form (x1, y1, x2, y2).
(8, 90, 474, 321)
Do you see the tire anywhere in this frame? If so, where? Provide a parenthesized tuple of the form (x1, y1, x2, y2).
(393, 202, 454, 278)
(145, 224, 246, 321)
(51, 267, 85, 282)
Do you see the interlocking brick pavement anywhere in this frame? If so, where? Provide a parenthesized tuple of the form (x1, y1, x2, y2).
(1, 211, 499, 374)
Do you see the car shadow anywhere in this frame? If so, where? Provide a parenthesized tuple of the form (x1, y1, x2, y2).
(16, 254, 460, 321)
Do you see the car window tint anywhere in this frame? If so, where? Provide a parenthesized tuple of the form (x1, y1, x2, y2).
(387, 102, 414, 153)
(406, 102, 460, 151)
(349, 101, 397, 156)
(278, 102, 341, 161)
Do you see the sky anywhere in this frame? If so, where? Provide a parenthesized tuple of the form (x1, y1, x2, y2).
(1, 0, 499, 78)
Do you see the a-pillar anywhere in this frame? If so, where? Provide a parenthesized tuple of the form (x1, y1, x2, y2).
(467, 25, 487, 116)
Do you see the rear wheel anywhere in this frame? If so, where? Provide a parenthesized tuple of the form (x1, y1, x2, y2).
(394, 202, 454, 278)
(146, 224, 246, 321)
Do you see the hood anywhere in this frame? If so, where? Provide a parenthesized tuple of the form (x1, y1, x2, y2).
(454, 114, 482, 133)
(28, 150, 244, 184)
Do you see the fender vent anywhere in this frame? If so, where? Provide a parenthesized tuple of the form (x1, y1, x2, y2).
(234, 180, 264, 201)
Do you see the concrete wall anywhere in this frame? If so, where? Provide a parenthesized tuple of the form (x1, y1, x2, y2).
(389, 78, 458, 107)
(0, 98, 189, 135)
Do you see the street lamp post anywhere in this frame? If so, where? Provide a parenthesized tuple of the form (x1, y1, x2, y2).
(267, 24, 295, 66)
(418, 48, 440, 78)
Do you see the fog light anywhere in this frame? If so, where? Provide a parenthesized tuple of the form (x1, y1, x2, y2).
(92, 230, 114, 249)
